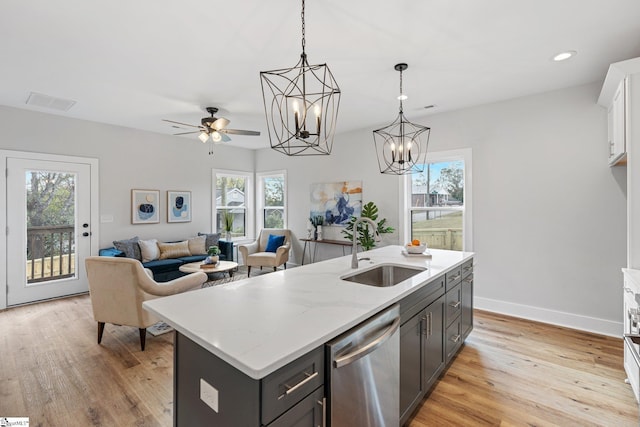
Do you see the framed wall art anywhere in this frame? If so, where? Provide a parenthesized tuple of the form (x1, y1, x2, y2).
(131, 189, 160, 224)
(167, 190, 192, 223)
(310, 181, 363, 226)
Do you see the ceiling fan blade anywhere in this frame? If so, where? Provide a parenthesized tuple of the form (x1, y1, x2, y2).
(210, 117, 230, 131)
(162, 119, 201, 128)
(173, 131, 200, 136)
(221, 129, 261, 136)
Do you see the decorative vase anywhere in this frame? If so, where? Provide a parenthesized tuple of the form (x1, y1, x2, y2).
(317, 225, 323, 241)
(313, 228, 318, 240)
(225, 231, 232, 241)
(206, 255, 219, 265)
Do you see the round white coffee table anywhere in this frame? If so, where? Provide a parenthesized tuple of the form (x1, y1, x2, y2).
(179, 260, 239, 281)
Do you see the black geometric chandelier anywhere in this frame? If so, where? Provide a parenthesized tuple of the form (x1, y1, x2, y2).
(260, 0, 341, 156)
(373, 63, 430, 175)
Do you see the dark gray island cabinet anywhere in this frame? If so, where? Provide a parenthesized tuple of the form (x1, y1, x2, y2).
(148, 249, 474, 427)
(399, 258, 473, 425)
(174, 333, 325, 426)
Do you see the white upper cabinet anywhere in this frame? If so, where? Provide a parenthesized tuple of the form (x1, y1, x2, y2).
(598, 58, 640, 166)
(608, 79, 626, 165)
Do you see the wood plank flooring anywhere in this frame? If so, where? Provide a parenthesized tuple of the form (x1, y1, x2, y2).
(0, 295, 638, 426)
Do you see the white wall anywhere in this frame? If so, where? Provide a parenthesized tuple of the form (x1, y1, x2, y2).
(255, 82, 627, 336)
(0, 105, 255, 248)
(0, 82, 627, 335)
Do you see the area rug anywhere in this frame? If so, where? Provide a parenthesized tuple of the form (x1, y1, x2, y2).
(147, 321, 174, 336)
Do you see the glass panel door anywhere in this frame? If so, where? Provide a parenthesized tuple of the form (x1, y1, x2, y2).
(7, 158, 92, 305)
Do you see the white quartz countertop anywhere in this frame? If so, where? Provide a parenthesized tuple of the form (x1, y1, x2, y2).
(143, 245, 473, 379)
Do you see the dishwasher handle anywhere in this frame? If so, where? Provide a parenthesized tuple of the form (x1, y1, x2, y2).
(333, 316, 400, 368)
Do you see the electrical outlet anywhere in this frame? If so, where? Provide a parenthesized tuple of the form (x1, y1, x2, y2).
(200, 379, 219, 413)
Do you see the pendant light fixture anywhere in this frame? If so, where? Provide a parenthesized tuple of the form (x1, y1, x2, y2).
(260, 0, 341, 156)
(373, 63, 430, 175)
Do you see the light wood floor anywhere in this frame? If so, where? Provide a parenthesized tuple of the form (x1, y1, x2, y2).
(0, 295, 638, 426)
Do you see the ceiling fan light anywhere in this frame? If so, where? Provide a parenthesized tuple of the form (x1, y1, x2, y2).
(198, 131, 209, 143)
(211, 131, 222, 142)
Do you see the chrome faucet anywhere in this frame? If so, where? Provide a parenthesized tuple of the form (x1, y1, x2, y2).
(351, 217, 382, 268)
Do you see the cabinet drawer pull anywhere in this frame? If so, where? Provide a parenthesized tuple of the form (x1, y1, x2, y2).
(463, 277, 473, 284)
(463, 266, 473, 272)
(449, 274, 461, 282)
(282, 371, 318, 398)
(451, 334, 461, 343)
(449, 301, 461, 309)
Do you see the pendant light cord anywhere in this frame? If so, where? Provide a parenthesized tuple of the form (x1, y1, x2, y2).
(399, 68, 404, 114)
(301, 0, 306, 55)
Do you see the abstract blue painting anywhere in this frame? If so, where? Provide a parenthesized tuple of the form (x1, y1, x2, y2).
(167, 190, 191, 223)
(310, 181, 362, 226)
(131, 189, 160, 224)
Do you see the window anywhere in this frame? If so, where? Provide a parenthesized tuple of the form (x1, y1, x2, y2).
(402, 149, 472, 251)
(213, 169, 253, 240)
(257, 171, 287, 229)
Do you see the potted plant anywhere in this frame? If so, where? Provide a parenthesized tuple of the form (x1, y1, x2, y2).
(309, 215, 324, 240)
(206, 245, 221, 265)
(223, 211, 234, 240)
(342, 201, 394, 250)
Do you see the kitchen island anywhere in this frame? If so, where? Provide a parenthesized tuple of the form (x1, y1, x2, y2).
(144, 245, 474, 426)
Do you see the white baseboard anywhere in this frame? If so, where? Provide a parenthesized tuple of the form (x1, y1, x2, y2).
(475, 296, 623, 338)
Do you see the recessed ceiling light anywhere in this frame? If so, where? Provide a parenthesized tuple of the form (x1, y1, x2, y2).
(552, 51, 577, 62)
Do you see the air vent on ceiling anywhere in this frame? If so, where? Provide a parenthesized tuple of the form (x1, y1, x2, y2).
(26, 92, 76, 111)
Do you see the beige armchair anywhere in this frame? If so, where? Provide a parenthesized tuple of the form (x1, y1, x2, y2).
(238, 229, 292, 276)
(85, 256, 207, 351)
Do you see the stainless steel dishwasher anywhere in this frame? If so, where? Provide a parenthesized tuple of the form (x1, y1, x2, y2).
(327, 304, 400, 427)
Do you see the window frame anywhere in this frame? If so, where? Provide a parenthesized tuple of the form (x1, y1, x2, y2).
(400, 148, 473, 251)
(256, 170, 287, 231)
(212, 169, 254, 241)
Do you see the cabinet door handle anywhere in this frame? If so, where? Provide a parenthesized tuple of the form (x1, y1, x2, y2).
(449, 301, 461, 309)
(421, 315, 428, 337)
(282, 371, 318, 398)
(451, 334, 461, 343)
(428, 312, 433, 337)
(317, 397, 326, 427)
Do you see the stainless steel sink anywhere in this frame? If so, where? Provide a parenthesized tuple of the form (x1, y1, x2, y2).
(340, 264, 426, 287)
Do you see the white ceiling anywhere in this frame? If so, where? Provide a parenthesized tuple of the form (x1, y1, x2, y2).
(1, 0, 640, 150)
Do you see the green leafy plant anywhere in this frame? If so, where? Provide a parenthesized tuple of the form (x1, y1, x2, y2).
(342, 201, 394, 250)
(309, 215, 324, 228)
(223, 211, 234, 233)
(207, 245, 221, 256)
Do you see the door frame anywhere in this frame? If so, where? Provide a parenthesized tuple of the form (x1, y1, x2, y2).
(0, 150, 99, 310)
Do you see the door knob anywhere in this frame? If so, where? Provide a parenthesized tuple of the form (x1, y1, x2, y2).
(83, 223, 89, 228)
(82, 232, 91, 237)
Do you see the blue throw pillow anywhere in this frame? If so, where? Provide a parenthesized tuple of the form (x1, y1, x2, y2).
(265, 234, 285, 253)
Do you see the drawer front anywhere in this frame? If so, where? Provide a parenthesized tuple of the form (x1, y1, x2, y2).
(400, 276, 446, 323)
(461, 259, 473, 279)
(445, 319, 462, 363)
(262, 346, 324, 425)
(445, 284, 462, 327)
(445, 266, 462, 291)
(267, 386, 325, 427)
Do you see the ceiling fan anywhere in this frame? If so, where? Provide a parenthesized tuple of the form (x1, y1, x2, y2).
(163, 107, 261, 145)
